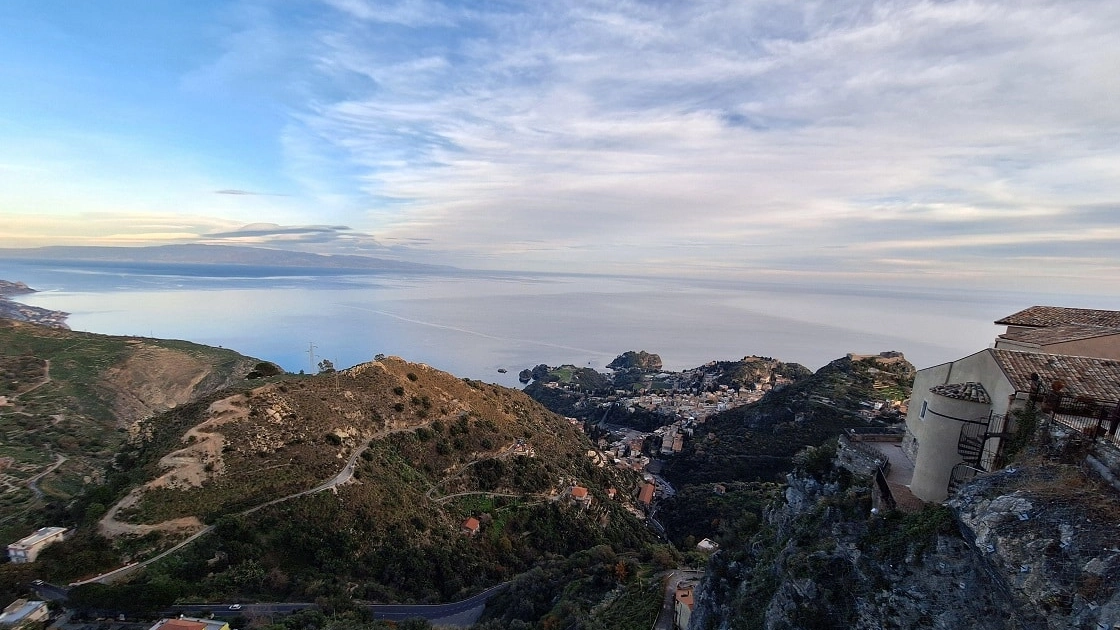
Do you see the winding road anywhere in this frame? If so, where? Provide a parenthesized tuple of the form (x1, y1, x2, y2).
(26, 452, 66, 500)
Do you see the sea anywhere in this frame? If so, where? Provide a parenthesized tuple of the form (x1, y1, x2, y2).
(3, 260, 1113, 389)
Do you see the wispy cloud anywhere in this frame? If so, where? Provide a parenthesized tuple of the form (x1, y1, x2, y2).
(4, 0, 1119, 290)
(286, 0, 1118, 287)
(215, 189, 290, 196)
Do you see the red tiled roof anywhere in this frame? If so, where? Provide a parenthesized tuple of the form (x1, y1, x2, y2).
(571, 486, 588, 499)
(995, 306, 1120, 329)
(638, 482, 655, 504)
(462, 517, 480, 532)
(998, 324, 1120, 346)
(990, 349, 1120, 401)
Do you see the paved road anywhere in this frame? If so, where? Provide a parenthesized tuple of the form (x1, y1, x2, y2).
(168, 602, 315, 617)
(368, 582, 508, 625)
(158, 583, 510, 627)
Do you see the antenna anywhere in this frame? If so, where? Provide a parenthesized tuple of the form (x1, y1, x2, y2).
(307, 342, 318, 373)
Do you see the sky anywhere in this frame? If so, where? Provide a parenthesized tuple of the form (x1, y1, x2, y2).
(1, 0, 1119, 292)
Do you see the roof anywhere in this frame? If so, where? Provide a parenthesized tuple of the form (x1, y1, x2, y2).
(9, 527, 66, 549)
(995, 306, 1120, 329)
(0, 600, 46, 624)
(159, 621, 208, 630)
(929, 382, 990, 404)
(462, 517, 480, 531)
(990, 349, 1120, 402)
(998, 324, 1120, 346)
(675, 586, 695, 609)
(150, 617, 228, 630)
(571, 486, 588, 499)
(638, 482, 655, 504)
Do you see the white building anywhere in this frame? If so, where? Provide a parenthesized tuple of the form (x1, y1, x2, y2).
(904, 307, 1120, 503)
(7, 527, 66, 564)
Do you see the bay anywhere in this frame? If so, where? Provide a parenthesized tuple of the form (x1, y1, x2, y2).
(3, 260, 1111, 389)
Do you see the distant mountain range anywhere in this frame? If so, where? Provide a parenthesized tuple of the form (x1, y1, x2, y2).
(0, 244, 454, 273)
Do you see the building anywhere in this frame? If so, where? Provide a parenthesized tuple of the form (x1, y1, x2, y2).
(569, 486, 592, 508)
(637, 482, 655, 506)
(674, 585, 695, 630)
(149, 617, 230, 630)
(0, 600, 48, 628)
(7, 527, 66, 564)
(696, 538, 719, 552)
(904, 307, 1120, 502)
(461, 517, 480, 536)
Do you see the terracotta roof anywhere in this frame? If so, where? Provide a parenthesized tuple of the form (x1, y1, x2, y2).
(571, 486, 588, 499)
(638, 482, 655, 504)
(462, 517, 480, 532)
(998, 324, 1120, 346)
(929, 382, 990, 404)
(995, 306, 1120, 329)
(990, 349, 1120, 402)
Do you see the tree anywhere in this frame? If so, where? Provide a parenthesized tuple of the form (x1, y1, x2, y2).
(318, 359, 335, 374)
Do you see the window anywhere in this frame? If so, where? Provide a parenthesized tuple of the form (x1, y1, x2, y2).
(920, 400, 928, 419)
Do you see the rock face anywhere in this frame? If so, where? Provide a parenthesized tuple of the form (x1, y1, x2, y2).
(689, 436, 1120, 630)
(949, 461, 1120, 629)
(607, 350, 662, 372)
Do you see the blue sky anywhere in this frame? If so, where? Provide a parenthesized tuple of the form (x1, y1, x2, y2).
(2, 0, 1119, 291)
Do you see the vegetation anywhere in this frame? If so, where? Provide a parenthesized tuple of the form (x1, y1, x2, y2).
(0, 319, 258, 542)
(55, 357, 657, 619)
(478, 544, 669, 629)
(664, 356, 911, 486)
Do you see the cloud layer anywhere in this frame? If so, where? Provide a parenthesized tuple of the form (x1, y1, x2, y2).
(276, 0, 1119, 286)
(2, 0, 1118, 290)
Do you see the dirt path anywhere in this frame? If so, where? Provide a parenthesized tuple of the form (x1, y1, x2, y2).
(89, 395, 525, 583)
(424, 442, 519, 500)
(98, 394, 248, 539)
(11, 359, 50, 400)
(25, 452, 65, 500)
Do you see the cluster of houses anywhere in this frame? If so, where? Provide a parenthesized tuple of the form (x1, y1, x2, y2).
(618, 383, 768, 422)
(903, 306, 1120, 502)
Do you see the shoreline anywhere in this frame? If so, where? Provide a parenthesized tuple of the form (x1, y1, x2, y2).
(0, 280, 70, 329)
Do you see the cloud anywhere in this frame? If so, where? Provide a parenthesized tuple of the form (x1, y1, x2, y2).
(15, 0, 1116, 290)
(275, 0, 1118, 288)
(214, 189, 292, 196)
(199, 222, 392, 253)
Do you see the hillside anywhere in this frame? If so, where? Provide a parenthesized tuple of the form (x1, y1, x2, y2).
(523, 353, 813, 429)
(0, 320, 263, 540)
(68, 357, 657, 616)
(664, 354, 912, 487)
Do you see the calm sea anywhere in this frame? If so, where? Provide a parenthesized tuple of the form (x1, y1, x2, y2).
(3, 260, 1111, 388)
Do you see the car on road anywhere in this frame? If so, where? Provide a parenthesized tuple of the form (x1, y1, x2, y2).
(229, 604, 242, 610)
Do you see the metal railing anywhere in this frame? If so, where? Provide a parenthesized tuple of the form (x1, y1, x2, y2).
(1027, 382, 1120, 447)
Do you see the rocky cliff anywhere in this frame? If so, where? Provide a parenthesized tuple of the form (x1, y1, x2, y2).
(689, 429, 1120, 629)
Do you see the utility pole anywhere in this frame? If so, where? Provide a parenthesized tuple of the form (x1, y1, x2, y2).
(307, 342, 318, 373)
